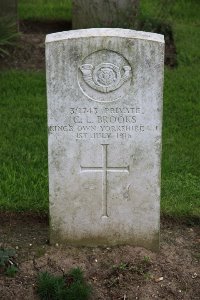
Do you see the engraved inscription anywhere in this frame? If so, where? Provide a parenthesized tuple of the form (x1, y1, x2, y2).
(48, 105, 146, 140)
(78, 49, 132, 102)
(80, 144, 129, 217)
(80, 63, 131, 93)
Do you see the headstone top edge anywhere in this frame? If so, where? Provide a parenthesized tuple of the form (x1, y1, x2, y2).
(45, 28, 164, 44)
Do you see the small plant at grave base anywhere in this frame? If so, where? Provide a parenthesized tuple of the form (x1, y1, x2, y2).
(35, 247, 46, 258)
(135, 257, 152, 276)
(112, 262, 128, 271)
(5, 265, 18, 277)
(119, 257, 152, 279)
(192, 253, 200, 262)
(36, 267, 91, 300)
(0, 248, 18, 276)
(142, 256, 151, 264)
(143, 271, 152, 281)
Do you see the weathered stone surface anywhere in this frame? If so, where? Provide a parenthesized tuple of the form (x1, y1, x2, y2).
(72, 0, 139, 29)
(46, 28, 164, 251)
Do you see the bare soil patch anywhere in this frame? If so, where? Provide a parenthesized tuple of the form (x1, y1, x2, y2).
(0, 20, 177, 71)
(0, 213, 199, 300)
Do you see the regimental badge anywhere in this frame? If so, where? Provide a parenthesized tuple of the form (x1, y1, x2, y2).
(78, 49, 133, 103)
(80, 63, 132, 93)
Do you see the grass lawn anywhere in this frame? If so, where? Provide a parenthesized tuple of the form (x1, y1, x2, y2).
(0, 0, 200, 219)
(19, 0, 72, 21)
(0, 71, 48, 211)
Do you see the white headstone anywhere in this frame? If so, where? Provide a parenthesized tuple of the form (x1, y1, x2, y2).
(46, 29, 164, 251)
(72, 0, 139, 29)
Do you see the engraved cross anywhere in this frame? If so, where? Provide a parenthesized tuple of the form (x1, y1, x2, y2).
(80, 144, 129, 218)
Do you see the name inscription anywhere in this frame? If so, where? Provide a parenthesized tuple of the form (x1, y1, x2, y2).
(49, 105, 145, 140)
